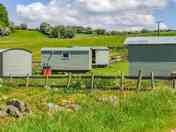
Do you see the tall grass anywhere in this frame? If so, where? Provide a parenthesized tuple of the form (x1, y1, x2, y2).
(0, 88, 176, 132)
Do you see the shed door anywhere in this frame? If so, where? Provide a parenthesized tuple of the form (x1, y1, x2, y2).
(3, 50, 32, 76)
(96, 50, 109, 65)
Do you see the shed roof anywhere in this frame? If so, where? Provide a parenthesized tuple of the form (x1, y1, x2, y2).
(125, 37, 176, 46)
(72, 46, 109, 50)
(0, 48, 32, 53)
(41, 47, 91, 52)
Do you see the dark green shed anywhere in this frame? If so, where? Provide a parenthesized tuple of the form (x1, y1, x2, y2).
(125, 37, 176, 76)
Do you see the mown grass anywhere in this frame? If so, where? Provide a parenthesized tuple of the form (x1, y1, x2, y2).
(0, 87, 176, 132)
(92, 60, 128, 75)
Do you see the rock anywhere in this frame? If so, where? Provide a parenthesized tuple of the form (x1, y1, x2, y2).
(0, 105, 8, 117)
(67, 104, 81, 111)
(7, 99, 26, 112)
(6, 105, 22, 118)
(96, 96, 118, 106)
(0, 110, 8, 117)
(48, 103, 65, 111)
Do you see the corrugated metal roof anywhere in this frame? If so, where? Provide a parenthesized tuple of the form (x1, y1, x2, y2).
(125, 37, 176, 46)
(41, 47, 91, 52)
(72, 46, 109, 50)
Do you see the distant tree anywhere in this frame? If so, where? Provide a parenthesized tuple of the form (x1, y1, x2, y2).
(50, 25, 75, 39)
(94, 29, 106, 35)
(40, 22, 52, 35)
(0, 3, 9, 27)
(63, 29, 75, 38)
(141, 28, 150, 33)
(110, 31, 119, 35)
(84, 27, 93, 34)
(20, 23, 28, 30)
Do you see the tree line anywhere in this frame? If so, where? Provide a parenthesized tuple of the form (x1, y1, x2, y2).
(39, 22, 123, 39)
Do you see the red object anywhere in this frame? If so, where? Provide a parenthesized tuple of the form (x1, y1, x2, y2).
(42, 67, 52, 76)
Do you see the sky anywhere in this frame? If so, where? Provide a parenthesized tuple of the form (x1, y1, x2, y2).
(1, 0, 176, 31)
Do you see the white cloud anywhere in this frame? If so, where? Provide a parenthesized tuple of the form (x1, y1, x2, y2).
(16, 0, 170, 31)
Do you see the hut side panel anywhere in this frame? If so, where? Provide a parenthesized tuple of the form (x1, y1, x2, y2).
(128, 45, 176, 62)
(128, 45, 176, 76)
(3, 50, 32, 76)
(95, 50, 109, 66)
(129, 62, 176, 76)
(42, 51, 92, 71)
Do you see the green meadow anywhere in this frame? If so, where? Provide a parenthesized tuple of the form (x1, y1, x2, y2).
(0, 87, 176, 132)
(0, 30, 125, 59)
(1, 30, 176, 132)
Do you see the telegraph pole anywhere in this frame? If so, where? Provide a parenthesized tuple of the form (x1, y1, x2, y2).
(157, 21, 162, 37)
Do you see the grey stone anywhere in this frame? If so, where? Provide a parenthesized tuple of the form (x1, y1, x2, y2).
(48, 103, 65, 111)
(67, 104, 81, 111)
(6, 105, 22, 118)
(97, 96, 119, 106)
(0, 111, 8, 117)
(6, 99, 26, 112)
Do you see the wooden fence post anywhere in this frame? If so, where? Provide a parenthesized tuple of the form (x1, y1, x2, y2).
(91, 73, 94, 89)
(151, 72, 155, 89)
(67, 73, 72, 88)
(44, 75, 49, 88)
(9, 74, 13, 83)
(171, 72, 176, 88)
(120, 72, 124, 91)
(25, 74, 30, 88)
(136, 70, 143, 91)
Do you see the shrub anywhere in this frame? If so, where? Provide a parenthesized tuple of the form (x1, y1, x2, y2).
(20, 23, 28, 30)
(0, 26, 11, 36)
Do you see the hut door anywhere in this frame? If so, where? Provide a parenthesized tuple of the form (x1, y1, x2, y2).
(92, 49, 96, 64)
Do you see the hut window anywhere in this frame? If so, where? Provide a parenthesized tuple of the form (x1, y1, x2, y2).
(62, 52, 71, 60)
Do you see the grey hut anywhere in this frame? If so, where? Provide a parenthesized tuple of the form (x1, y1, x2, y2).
(41, 47, 92, 71)
(0, 48, 32, 76)
(125, 37, 176, 76)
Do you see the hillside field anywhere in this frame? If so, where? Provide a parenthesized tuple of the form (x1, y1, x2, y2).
(0, 30, 126, 60)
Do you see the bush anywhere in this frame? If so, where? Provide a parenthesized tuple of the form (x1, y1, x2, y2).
(50, 26, 75, 39)
(94, 29, 106, 35)
(40, 22, 52, 35)
(20, 23, 28, 30)
(0, 26, 11, 36)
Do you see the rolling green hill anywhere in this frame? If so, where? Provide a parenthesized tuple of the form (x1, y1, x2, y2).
(0, 30, 125, 59)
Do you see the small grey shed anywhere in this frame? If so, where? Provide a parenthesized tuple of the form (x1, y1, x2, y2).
(0, 48, 32, 76)
(125, 37, 176, 76)
(41, 47, 92, 71)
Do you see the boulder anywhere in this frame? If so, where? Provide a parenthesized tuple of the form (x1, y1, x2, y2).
(0, 105, 8, 117)
(6, 105, 22, 118)
(6, 99, 29, 113)
(0, 110, 8, 117)
(48, 103, 65, 111)
(96, 96, 118, 106)
(66, 104, 81, 111)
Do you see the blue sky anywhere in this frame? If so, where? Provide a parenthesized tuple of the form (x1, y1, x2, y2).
(1, 0, 176, 30)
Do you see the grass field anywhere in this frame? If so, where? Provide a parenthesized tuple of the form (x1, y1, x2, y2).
(0, 30, 125, 59)
(0, 87, 176, 132)
(1, 30, 176, 131)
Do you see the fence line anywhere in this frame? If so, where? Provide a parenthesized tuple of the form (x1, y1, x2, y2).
(1, 71, 176, 90)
